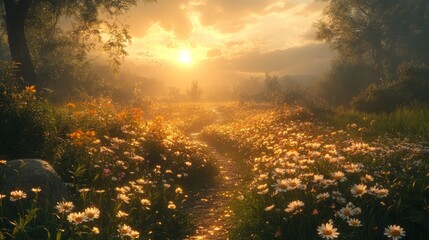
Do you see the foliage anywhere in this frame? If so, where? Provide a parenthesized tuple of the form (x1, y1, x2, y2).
(351, 62, 429, 112)
(323, 104, 429, 141)
(0, 0, 156, 90)
(0, 62, 61, 158)
(316, 0, 429, 110)
(186, 81, 203, 101)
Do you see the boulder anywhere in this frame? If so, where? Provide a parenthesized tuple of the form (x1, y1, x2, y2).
(0, 159, 69, 211)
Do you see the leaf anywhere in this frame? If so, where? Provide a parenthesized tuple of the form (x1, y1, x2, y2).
(74, 164, 87, 178)
(56, 230, 62, 240)
(24, 208, 39, 226)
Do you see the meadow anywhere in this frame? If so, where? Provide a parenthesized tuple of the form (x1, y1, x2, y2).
(202, 103, 429, 240)
(1, 74, 428, 240)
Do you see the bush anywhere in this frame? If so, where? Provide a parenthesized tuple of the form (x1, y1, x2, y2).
(352, 61, 429, 113)
(0, 63, 61, 158)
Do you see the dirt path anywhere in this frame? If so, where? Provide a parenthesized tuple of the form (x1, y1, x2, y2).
(184, 108, 248, 240)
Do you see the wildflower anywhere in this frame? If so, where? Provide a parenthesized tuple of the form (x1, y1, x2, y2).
(316, 192, 330, 201)
(317, 222, 340, 239)
(67, 212, 87, 225)
(129, 230, 140, 239)
(285, 200, 304, 214)
(313, 174, 324, 183)
(10, 190, 27, 201)
(66, 103, 76, 109)
(369, 186, 389, 198)
(347, 218, 362, 227)
(167, 201, 176, 209)
(118, 224, 132, 236)
(92, 227, 100, 234)
(141, 198, 151, 208)
(376, 188, 389, 198)
(79, 188, 90, 193)
(56, 201, 75, 213)
(25, 85, 36, 93)
(117, 194, 130, 203)
(350, 184, 367, 197)
(312, 209, 319, 215)
(0, 160, 6, 165)
(332, 171, 346, 182)
(337, 206, 353, 220)
(384, 225, 405, 240)
(361, 174, 374, 182)
(84, 207, 100, 221)
(175, 187, 183, 194)
(31, 187, 42, 193)
(0, 194, 6, 200)
(265, 204, 275, 211)
(116, 210, 129, 218)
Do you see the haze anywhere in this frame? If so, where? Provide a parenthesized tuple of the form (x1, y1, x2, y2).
(121, 0, 334, 95)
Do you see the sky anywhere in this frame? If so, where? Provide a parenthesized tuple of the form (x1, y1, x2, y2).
(119, 0, 335, 91)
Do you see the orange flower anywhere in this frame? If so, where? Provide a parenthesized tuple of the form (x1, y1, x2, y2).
(25, 85, 36, 93)
(66, 103, 76, 109)
(69, 130, 84, 139)
(86, 131, 96, 138)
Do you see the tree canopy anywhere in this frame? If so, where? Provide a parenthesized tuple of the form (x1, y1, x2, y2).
(1, 0, 156, 88)
(316, 0, 429, 82)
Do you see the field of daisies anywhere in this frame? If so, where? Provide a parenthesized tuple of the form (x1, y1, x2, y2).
(202, 103, 429, 240)
(1, 82, 428, 240)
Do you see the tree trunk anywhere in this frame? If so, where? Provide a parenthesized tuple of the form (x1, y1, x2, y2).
(3, 0, 37, 87)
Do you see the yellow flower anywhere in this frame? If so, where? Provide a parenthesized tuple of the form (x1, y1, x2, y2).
(84, 207, 100, 220)
(284, 200, 304, 214)
(167, 201, 176, 210)
(384, 225, 405, 240)
(0, 160, 6, 165)
(347, 218, 362, 227)
(116, 210, 129, 218)
(317, 222, 340, 239)
(10, 190, 27, 201)
(129, 230, 140, 239)
(350, 184, 367, 197)
(67, 212, 87, 225)
(56, 201, 74, 213)
(31, 187, 42, 193)
(141, 198, 151, 207)
(92, 227, 100, 234)
(118, 224, 132, 236)
(175, 187, 183, 194)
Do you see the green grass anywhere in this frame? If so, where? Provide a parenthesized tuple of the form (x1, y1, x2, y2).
(323, 104, 429, 141)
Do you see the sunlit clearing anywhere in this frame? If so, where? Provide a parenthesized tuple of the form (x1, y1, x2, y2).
(178, 49, 192, 64)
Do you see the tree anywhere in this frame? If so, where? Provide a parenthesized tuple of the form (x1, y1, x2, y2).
(264, 72, 281, 101)
(186, 81, 203, 101)
(316, 0, 429, 82)
(1, 0, 156, 87)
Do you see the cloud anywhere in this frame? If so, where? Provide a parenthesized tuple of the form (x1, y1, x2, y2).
(214, 43, 335, 75)
(206, 48, 222, 58)
(127, 0, 192, 39)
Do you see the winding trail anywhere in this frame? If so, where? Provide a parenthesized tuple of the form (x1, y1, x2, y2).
(184, 108, 248, 240)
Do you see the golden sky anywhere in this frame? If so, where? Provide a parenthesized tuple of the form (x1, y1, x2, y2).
(121, 0, 334, 88)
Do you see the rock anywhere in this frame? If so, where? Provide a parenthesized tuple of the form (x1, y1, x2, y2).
(0, 159, 69, 212)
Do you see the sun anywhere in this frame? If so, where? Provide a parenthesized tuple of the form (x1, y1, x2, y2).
(178, 49, 192, 64)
